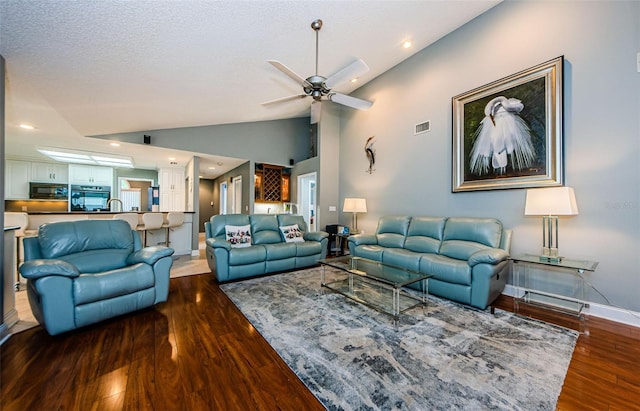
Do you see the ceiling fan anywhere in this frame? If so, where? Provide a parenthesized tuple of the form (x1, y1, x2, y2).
(262, 19, 373, 124)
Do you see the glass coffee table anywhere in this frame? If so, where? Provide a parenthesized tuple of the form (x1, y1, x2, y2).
(318, 256, 433, 321)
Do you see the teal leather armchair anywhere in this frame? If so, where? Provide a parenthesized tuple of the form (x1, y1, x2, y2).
(20, 219, 175, 335)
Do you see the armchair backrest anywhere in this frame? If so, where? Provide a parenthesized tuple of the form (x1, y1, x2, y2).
(250, 214, 281, 244)
(25, 219, 137, 274)
(439, 217, 504, 260)
(208, 214, 251, 240)
(375, 216, 411, 249)
(405, 217, 446, 254)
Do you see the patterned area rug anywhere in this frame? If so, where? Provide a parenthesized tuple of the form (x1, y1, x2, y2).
(221, 267, 578, 410)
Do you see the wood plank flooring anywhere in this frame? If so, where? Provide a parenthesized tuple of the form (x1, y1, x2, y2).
(1, 275, 639, 410)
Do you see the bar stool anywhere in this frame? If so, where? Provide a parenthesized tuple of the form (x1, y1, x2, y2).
(112, 213, 140, 230)
(162, 212, 184, 247)
(4, 212, 33, 290)
(137, 213, 164, 247)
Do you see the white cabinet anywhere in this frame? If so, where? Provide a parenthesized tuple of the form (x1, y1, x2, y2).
(158, 167, 185, 211)
(30, 161, 68, 183)
(5, 160, 31, 199)
(69, 165, 113, 186)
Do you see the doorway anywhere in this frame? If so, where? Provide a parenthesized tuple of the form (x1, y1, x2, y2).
(117, 177, 154, 211)
(297, 172, 317, 232)
(219, 182, 228, 214)
(232, 176, 242, 214)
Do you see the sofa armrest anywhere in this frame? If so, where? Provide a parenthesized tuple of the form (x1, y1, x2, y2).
(348, 234, 378, 247)
(207, 238, 231, 251)
(304, 231, 329, 242)
(20, 259, 80, 280)
(127, 246, 175, 266)
(468, 248, 510, 267)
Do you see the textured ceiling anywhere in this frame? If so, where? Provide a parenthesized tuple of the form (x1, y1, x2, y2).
(0, 0, 500, 177)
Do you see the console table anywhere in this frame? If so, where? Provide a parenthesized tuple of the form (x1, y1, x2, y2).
(511, 254, 598, 334)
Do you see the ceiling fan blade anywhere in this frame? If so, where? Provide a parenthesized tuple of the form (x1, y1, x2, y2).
(329, 93, 373, 110)
(268, 60, 313, 88)
(324, 59, 370, 89)
(262, 94, 308, 106)
(310, 101, 322, 124)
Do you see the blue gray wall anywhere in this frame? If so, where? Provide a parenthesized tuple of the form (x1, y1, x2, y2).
(340, 1, 640, 311)
(92, 117, 311, 166)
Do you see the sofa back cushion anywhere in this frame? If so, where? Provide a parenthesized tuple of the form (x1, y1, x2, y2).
(404, 217, 446, 254)
(277, 214, 308, 232)
(209, 214, 250, 240)
(38, 220, 134, 259)
(375, 216, 411, 249)
(439, 217, 503, 260)
(250, 214, 282, 245)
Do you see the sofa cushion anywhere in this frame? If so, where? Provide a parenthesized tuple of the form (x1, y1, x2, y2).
(225, 224, 252, 248)
(228, 245, 267, 265)
(421, 254, 471, 286)
(277, 214, 308, 231)
(353, 244, 384, 261)
(209, 214, 250, 239)
(264, 243, 297, 260)
(38, 220, 134, 259)
(439, 218, 503, 260)
(250, 215, 282, 245)
(73, 263, 155, 305)
(61, 249, 132, 274)
(382, 248, 422, 272)
(405, 217, 446, 254)
(296, 241, 323, 257)
(279, 224, 304, 243)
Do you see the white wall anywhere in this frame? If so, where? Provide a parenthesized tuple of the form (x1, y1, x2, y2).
(339, 1, 640, 311)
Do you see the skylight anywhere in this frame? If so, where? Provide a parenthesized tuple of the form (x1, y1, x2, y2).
(37, 147, 134, 168)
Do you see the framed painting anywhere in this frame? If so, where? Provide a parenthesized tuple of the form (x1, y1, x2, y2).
(452, 56, 564, 192)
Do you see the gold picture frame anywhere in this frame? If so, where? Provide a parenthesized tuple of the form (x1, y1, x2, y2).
(452, 56, 564, 192)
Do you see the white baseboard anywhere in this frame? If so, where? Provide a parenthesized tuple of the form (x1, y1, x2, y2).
(502, 285, 640, 329)
(191, 249, 200, 257)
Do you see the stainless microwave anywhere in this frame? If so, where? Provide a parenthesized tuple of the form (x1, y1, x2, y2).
(29, 182, 69, 200)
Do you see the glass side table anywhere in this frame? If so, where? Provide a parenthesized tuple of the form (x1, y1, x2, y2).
(510, 254, 598, 334)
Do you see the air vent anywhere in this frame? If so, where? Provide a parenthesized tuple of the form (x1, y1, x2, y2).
(414, 120, 431, 135)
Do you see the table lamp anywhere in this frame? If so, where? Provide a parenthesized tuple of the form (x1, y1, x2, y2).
(524, 187, 579, 263)
(343, 198, 367, 233)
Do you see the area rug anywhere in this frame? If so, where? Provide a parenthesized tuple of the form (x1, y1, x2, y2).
(221, 267, 578, 410)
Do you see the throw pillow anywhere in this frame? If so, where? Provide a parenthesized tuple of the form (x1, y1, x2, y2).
(279, 224, 304, 243)
(225, 224, 252, 248)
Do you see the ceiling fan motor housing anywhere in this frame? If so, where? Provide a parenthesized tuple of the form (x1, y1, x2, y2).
(304, 75, 330, 100)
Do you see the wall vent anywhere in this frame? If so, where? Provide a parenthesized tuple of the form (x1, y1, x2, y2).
(414, 120, 431, 135)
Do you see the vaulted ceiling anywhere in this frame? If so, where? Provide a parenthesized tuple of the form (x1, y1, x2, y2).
(1, 0, 500, 177)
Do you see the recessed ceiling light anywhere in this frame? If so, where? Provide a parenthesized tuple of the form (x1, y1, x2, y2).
(110, 142, 120, 147)
(168, 157, 176, 161)
(350, 78, 359, 83)
(20, 124, 35, 130)
(208, 166, 216, 170)
(402, 40, 412, 49)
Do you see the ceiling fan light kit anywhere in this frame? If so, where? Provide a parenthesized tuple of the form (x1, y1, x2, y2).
(263, 19, 373, 124)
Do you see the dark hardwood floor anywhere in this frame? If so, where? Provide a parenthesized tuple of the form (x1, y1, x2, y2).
(2, 275, 639, 410)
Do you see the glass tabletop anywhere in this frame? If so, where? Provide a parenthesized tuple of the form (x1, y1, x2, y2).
(318, 256, 432, 288)
(511, 254, 598, 272)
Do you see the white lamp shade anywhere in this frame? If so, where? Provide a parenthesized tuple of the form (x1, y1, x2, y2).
(343, 198, 367, 213)
(524, 187, 579, 216)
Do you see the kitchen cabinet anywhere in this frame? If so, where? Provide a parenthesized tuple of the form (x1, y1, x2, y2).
(69, 165, 113, 186)
(30, 161, 68, 183)
(159, 167, 185, 211)
(5, 160, 31, 199)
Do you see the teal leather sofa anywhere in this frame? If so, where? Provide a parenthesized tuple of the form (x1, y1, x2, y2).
(348, 216, 512, 310)
(205, 214, 329, 282)
(20, 219, 175, 335)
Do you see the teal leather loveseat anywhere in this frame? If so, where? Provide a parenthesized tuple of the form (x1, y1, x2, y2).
(20, 219, 175, 335)
(348, 216, 511, 310)
(204, 214, 329, 282)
